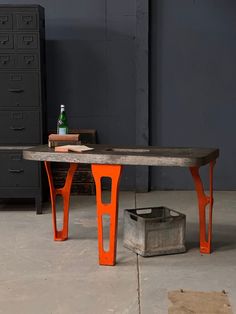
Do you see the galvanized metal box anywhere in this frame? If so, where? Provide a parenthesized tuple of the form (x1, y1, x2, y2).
(123, 207, 186, 256)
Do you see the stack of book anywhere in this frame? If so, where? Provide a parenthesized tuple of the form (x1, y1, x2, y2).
(48, 134, 80, 148)
(48, 129, 96, 195)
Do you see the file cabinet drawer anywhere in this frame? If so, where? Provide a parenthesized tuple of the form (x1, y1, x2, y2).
(18, 54, 39, 68)
(0, 54, 15, 68)
(16, 33, 38, 49)
(0, 111, 40, 144)
(0, 72, 39, 107)
(0, 151, 39, 187)
(16, 13, 38, 30)
(0, 34, 13, 49)
(0, 13, 13, 30)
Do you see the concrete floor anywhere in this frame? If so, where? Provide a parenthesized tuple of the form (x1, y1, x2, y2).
(0, 191, 236, 314)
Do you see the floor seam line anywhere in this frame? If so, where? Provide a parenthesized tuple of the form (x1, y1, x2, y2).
(137, 254, 141, 314)
(135, 192, 141, 314)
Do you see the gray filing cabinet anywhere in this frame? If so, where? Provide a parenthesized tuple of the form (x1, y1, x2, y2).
(0, 5, 46, 214)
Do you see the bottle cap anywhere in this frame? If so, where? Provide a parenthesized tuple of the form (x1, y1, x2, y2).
(61, 104, 65, 108)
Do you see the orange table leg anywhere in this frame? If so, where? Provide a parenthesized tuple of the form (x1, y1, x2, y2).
(92, 164, 122, 266)
(190, 160, 215, 254)
(44, 161, 78, 241)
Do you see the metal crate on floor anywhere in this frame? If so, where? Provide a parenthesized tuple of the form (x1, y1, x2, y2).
(123, 207, 186, 257)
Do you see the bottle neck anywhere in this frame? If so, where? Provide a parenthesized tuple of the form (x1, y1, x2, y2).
(60, 106, 65, 114)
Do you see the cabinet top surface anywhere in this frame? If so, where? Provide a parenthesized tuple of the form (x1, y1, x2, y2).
(23, 144, 219, 167)
(0, 5, 43, 8)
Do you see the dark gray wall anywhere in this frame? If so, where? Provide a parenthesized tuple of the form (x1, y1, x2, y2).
(151, 0, 236, 190)
(4, 0, 233, 191)
(2, 0, 139, 189)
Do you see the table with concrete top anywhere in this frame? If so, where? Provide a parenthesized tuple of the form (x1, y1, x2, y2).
(23, 144, 219, 266)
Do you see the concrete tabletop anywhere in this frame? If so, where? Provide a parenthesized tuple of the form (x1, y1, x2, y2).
(23, 144, 219, 167)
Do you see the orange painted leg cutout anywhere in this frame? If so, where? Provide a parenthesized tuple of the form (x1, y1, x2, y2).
(44, 161, 78, 241)
(190, 161, 215, 254)
(92, 164, 122, 266)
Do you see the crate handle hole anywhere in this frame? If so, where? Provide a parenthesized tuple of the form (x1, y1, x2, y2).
(136, 208, 152, 215)
(170, 211, 180, 217)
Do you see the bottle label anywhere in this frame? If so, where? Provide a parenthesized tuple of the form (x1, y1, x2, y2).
(58, 128, 67, 135)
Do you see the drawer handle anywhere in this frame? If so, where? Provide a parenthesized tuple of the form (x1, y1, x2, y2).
(23, 36, 33, 45)
(24, 56, 34, 64)
(10, 126, 25, 131)
(1, 57, 9, 64)
(8, 88, 24, 93)
(23, 16, 32, 25)
(8, 169, 24, 174)
(0, 16, 8, 24)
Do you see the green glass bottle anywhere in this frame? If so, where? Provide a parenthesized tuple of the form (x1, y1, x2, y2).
(57, 104, 68, 134)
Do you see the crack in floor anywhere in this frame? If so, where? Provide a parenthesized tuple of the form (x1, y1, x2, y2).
(137, 254, 141, 314)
